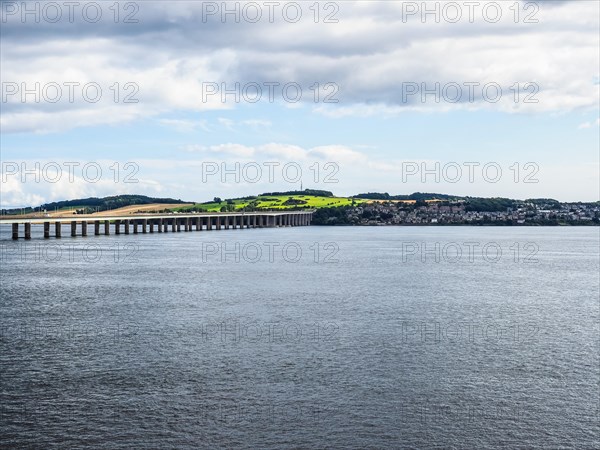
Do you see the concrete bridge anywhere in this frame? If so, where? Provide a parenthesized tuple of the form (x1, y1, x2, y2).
(2, 210, 314, 240)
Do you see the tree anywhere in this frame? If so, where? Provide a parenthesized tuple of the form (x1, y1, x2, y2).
(214, 197, 222, 203)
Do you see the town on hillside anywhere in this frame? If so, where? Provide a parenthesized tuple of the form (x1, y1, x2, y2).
(313, 199, 600, 226)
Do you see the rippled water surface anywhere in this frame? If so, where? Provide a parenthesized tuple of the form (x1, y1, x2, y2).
(1, 226, 599, 448)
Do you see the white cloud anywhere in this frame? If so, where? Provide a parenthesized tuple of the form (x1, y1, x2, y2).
(217, 118, 235, 130)
(0, 161, 166, 208)
(577, 118, 600, 129)
(2, 1, 598, 133)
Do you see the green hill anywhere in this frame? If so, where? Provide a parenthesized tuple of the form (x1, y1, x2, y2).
(2, 195, 189, 215)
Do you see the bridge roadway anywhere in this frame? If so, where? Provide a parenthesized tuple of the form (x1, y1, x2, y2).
(0, 210, 315, 240)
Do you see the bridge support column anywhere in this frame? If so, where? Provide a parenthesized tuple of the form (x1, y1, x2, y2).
(115, 220, 120, 235)
(56, 222, 62, 238)
(214, 217, 219, 230)
(71, 221, 77, 236)
(104, 220, 110, 235)
(176, 220, 181, 232)
(12, 223, 18, 240)
(158, 219, 163, 233)
(124, 220, 130, 234)
(142, 219, 147, 233)
(24, 223, 31, 239)
(94, 221, 100, 235)
(196, 217, 201, 231)
(171, 219, 176, 232)
(81, 221, 87, 236)
(185, 218, 190, 231)
(44, 222, 50, 238)
(149, 220, 154, 233)
(133, 220, 138, 234)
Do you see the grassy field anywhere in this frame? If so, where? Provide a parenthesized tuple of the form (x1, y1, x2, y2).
(173, 195, 365, 212)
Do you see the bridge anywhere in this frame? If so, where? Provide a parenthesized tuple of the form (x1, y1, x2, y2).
(1, 210, 315, 240)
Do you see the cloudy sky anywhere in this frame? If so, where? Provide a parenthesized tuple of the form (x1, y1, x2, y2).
(1, 0, 599, 207)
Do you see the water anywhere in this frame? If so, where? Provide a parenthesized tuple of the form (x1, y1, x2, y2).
(1, 226, 598, 449)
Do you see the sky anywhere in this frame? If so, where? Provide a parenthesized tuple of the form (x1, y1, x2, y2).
(1, 0, 599, 207)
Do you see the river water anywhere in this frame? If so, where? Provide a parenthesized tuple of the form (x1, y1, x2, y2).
(1, 226, 598, 448)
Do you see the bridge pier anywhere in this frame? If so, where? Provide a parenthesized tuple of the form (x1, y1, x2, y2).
(1, 212, 312, 241)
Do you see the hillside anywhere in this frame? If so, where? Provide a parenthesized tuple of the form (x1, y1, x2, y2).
(1, 195, 190, 216)
(4, 191, 594, 218)
(174, 192, 362, 212)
